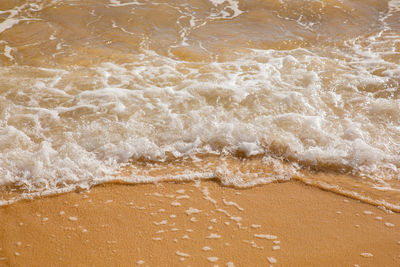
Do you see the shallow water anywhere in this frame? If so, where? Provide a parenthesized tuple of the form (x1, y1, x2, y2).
(0, 0, 399, 209)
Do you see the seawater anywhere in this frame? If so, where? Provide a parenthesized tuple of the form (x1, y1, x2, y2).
(0, 0, 399, 210)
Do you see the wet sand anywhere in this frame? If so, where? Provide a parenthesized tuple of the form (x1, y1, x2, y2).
(1, 180, 399, 267)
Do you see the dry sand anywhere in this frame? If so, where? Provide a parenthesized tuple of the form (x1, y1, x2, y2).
(1, 180, 400, 267)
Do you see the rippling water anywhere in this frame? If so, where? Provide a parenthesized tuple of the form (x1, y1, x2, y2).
(0, 0, 399, 209)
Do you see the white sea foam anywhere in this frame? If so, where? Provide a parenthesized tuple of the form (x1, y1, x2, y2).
(254, 234, 277, 240)
(1, 43, 400, 204)
(108, 0, 142, 7)
(0, 2, 57, 34)
(209, 0, 243, 18)
(207, 257, 219, 263)
(185, 207, 202, 215)
(176, 251, 190, 257)
(360, 252, 373, 258)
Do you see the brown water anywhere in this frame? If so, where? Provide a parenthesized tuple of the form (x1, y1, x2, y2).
(0, 0, 399, 210)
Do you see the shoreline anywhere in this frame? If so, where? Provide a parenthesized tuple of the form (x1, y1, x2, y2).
(1, 180, 400, 266)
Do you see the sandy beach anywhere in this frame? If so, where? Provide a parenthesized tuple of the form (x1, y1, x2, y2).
(1, 180, 399, 267)
(1, 0, 400, 266)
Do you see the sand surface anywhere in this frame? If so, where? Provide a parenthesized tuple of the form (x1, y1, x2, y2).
(1, 180, 400, 267)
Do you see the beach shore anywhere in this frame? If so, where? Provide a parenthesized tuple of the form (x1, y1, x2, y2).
(1, 180, 399, 267)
